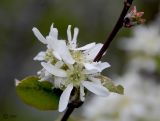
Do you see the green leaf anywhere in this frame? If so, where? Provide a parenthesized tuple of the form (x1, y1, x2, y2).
(16, 76, 61, 110)
(99, 76, 124, 95)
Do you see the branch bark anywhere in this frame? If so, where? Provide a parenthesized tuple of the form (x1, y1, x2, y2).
(60, 104, 74, 121)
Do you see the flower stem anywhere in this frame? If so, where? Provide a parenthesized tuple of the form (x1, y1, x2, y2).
(94, 0, 134, 62)
(60, 104, 74, 121)
(60, 101, 83, 121)
(60, 0, 134, 121)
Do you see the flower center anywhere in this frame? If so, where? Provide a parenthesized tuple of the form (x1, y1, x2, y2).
(45, 49, 56, 64)
(67, 64, 85, 86)
(71, 51, 84, 63)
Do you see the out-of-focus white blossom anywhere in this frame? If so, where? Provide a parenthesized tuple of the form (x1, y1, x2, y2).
(120, 24, 160, 72)
(126, 57, 156, 73)
(121, 25, 160, 56)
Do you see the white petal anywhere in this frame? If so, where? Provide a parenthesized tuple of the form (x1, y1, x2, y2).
(15, 79, 21, 86)
(66, 63, 74, 70)
(95, 62, 110, 72)
(58, 40, 75, 64)
(46, 37, 75, 64)
(67, 25, 72, 43)
(84, 43, 103, 60)
(80, 85, 85, 101)
(72, 27, 79, 48)
(54, 77, 65, 88)
(61, 52, 75, 64)
(46, 36, 57, 50)
(87, 76, 101, 84)
(49, 24, 58, 39)
(59, 84, 73, 112)
(82, 81, 109, 96)
(84, 63, 98, 70)
(41, 62, 67, 77)
(33, 51, 46, 61)
(83, 69, 98, 75)
(52, 51, 62, 60)
(37, 69, 52, 82)
(73, 42, 96, 51)
(32, 27, 46, 44)
(37, 69, 45, 76)
(55, 61, 64, 68)
(84, 62, 110, 72)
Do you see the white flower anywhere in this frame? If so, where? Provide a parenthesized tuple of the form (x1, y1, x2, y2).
(126, 57, 156, 73)
(32, 23, 111, 112)
(41, 62, 110, 112)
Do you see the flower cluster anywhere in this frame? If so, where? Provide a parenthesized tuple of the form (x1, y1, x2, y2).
(32, 24, 110, 112)
(121, 25, 160, 56)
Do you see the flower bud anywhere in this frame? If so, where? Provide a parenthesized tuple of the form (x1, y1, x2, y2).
(124, 6, 145, 28)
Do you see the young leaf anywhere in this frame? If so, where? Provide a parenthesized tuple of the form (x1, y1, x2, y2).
(98, 76, 124, 94)
(16, 76, 62, 110)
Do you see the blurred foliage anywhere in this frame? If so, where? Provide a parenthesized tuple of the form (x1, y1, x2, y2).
(0, 0, 159, 121)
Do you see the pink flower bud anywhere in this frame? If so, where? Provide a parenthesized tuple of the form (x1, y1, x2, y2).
(124, 6, 145, 28)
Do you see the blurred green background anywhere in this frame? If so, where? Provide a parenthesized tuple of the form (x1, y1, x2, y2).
(0, 0, 160, 121)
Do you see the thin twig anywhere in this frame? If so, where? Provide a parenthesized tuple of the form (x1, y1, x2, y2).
(60, 0, 134, 121)
(60, 102, 83, 121)
(61, 104, 75, 121)
(94, 0, 134, 62)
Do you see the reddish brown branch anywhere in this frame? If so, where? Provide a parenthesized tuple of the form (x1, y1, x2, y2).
(94, 0, 134, 62)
